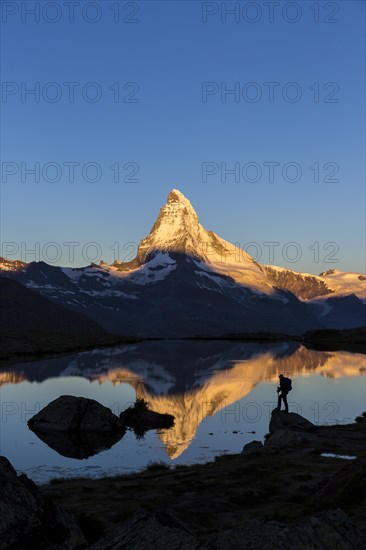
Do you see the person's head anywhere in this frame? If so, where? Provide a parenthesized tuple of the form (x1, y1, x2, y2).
(279, 374, 284, 380)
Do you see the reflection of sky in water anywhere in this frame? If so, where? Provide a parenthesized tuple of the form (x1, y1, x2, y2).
(0, 341, 365, 483)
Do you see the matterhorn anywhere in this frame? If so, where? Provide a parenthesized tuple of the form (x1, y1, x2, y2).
(1, 189, 365, 337)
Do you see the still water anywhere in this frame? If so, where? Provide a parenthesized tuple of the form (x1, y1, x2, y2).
(0, 341, 365, 483)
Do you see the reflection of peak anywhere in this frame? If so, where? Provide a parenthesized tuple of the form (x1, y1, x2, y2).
(75, 344, 361, 460)
(0, 372, 26, 385)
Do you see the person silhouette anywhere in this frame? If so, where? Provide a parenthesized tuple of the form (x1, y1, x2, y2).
(276, 373, 289, 413)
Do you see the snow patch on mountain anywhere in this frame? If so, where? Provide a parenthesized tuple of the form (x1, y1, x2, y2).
(60, 267, 84, 281)
(101, 252, 177, 285)
(318, 269, 366, 301)
(26, 282, 59, 291)
(79, 289, 137, 299)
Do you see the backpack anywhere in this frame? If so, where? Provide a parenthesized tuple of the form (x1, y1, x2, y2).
(284, 377, 292, 392)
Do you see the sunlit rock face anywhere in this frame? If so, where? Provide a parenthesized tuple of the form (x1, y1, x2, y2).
(0, 257, 27, 271)
(137, 189, 205, 262)
(264, 266, 333, 300)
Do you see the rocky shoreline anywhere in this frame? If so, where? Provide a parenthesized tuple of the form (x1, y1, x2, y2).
(2, 408, 366, 549)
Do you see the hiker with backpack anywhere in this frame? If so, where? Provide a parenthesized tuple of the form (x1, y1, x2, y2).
(276, 374, 292, 413)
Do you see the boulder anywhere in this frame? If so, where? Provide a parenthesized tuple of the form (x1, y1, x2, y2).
(241, 440, 264, 456)
(90, 508, 202, 549)
(265, 429, 318, 449)
(0, 455, 86, 549)
(355, 412, 366, 423)
(269, 409, 315, 434)
(28, 395, 124, 434)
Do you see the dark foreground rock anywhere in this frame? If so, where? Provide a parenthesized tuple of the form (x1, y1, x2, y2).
(269, 409, 315, 434)
(206, 509, 365, 549)
(241, 440, 264, 456)
(265, 429, 319, 450)
(90, 508, 202, 550)
(28, 395, 124, 434)
(312, 453, 366, 509)
(4, 445, 366, 550)
(80, 507, 366, 549)
(0, 456, 85, 549)
(264, 408, 366, 455)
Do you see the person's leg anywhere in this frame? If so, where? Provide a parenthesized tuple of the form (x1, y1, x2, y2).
(283, 392, 289, 413)
(277, 393, 281, 410)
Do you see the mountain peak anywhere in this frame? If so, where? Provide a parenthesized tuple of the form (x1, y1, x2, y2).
(134, 189, 258, 269)
(135, 189, 202, 261)
(165, 189, 197, 217)
(157, 188, 199, 227)
(167, 188, 190, 204)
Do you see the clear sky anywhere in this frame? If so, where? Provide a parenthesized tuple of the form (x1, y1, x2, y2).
(1, 0, 365, 274)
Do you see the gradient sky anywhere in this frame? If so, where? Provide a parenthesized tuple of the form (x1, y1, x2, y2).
(1, 0, 365, 274)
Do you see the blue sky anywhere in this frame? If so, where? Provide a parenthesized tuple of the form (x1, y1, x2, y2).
(1, 0, 365, 273)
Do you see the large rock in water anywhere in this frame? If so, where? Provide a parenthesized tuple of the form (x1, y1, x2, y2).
(269, 409, 315, 434)
(28, 395, 124, 433)
(0, 455, 86, 549)
(120, 402, 174, 437)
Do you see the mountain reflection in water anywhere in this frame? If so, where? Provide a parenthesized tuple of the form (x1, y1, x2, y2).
(1, 341, 365, 460)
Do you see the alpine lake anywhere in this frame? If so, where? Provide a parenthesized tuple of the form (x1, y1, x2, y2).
(0, 340, 365, 483)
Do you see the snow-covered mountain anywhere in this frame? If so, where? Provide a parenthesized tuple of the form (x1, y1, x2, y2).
(1, 189, 365, 336)
(99, 189, 274, 295)
(264, 265, 366, 301)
